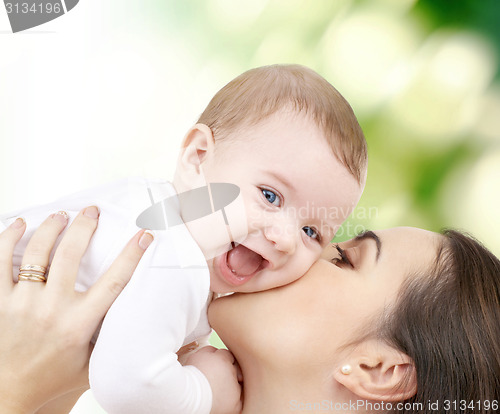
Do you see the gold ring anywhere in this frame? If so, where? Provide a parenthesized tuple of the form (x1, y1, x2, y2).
(18, 273, 47, 283)
(19, 264, 47, 275)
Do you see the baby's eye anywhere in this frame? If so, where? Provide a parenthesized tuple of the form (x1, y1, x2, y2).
(261, 189, 282, 207)
(302, 226, 320, 241)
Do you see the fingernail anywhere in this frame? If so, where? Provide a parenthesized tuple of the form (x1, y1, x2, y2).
(139, 230, 154, 250)
(11, 217, 25, 229)
(83, 206, 100, 219)
(51, 211, 69, 224)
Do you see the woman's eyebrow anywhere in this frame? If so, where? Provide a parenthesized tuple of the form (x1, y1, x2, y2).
(355, 230, 382, 261)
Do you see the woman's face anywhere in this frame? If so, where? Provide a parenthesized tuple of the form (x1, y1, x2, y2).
(208, 227, 442, 371)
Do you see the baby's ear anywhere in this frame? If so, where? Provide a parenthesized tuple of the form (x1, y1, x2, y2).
(333, 340, 417, 403)
(180, 124, 215, 171)
(175, 124, 215, 188)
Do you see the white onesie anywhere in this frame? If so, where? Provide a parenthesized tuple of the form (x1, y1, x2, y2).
(1, 177, 213, 414)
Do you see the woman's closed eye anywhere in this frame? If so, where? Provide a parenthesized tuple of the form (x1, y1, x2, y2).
(261, 188, 282, 207)
(332, 244, 353, 268)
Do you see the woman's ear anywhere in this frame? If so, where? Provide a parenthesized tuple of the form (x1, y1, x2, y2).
(333, 341, 417, 402)
(174, 124, 215, 190)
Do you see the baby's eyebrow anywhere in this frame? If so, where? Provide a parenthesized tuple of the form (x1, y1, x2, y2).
(355, 230, 382, 261)
(267, 171, 296, 193)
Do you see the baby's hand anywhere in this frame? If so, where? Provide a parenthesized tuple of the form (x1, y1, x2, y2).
(186, 346, 242, 414)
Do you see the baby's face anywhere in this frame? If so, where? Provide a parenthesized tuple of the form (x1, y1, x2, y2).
(200, 111, 363, 293)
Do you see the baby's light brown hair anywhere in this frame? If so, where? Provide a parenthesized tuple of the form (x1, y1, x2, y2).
(197, 64, 367, 184)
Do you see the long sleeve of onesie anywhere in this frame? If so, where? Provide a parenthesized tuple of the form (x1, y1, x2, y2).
(89, 239, 212, 414)
(0, 177, 213, 414)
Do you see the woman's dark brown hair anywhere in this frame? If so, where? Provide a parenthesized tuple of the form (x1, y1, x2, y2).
(385, 229, 500, 413)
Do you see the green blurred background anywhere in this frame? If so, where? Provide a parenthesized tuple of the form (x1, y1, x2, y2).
(1, 1, 499, 412)
(3, 0, 498, 253)
(149, 0, 500, 250)
(132, 0, 500, 251)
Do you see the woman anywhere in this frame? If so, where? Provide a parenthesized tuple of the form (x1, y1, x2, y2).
(1, 218, 499, 413)
(208, 227, 500, 413)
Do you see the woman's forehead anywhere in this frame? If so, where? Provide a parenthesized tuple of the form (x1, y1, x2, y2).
(321, 227, 441, 265)
(321, 242, 338, 260)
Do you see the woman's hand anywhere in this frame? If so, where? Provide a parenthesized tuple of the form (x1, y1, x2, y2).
(0, 207, 153, 414)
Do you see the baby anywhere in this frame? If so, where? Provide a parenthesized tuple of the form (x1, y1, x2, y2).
(2, 64, 367, 414)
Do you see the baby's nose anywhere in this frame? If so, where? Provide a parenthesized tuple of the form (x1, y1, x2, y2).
(265, 226, 297, 255)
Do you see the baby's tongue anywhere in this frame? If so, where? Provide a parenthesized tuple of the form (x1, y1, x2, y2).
(226, 245, 263, 276)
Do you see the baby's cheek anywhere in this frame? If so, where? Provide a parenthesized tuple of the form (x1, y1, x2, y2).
(301, 250, 323, 276)
(225, 194, 249, 243)
(290, 255, 318, 284)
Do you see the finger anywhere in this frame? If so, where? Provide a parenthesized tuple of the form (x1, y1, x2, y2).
(47, 206, 100, 291)
(84, 229, 153, 319)
(0, 218, 27, 291)
(196, 345, 217, 355)
(215, 348, 236, 364)
(235, 360, 243, 383)
(19, 212, 69, 288)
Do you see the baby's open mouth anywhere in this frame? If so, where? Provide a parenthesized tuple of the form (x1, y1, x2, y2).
(225, 243, 268, 278)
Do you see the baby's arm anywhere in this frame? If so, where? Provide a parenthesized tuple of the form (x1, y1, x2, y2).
(89, 260, 214, 414)
(1, 178, 145, 289)
(186, 346, 243, 414)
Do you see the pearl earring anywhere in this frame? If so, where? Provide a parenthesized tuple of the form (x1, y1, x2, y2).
(341, 365, 352, 375)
